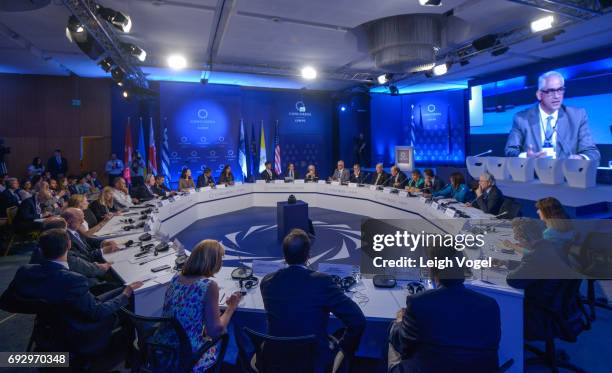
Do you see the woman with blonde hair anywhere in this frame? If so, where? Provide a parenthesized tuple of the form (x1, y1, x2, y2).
(67, 194, 110, 236)
(154, 239, 242, 371)
(89, 186, 118, 223)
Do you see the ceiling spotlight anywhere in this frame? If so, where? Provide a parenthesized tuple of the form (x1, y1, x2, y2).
(301, 66, 317, 80)
(167, 54, 187, 69)
(419, 0, 442, 5)
(121, 43, 146, 62)
(388, 85, 399, 95)
(98, 57, 114, 72)
(111, 67, 126, 86)
(377, 73, 393, 85)
(432, 62, 449, 76)
(122, 90, 129, 99)
(531, 15, 554, 33)
(340, 105, 347, 112)
(96, 5, 132, 33)
(65, 15, 86, 43)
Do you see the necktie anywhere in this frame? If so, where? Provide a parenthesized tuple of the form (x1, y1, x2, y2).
(545, 115, 553, 144)
(375, 174, 381, 185)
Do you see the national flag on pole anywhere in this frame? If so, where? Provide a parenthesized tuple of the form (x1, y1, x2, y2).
(161, 127, 171, 186)
(409, 104, 416, 147)
(258, 120, 266, 173)
(238, 119, 248, 181)
(273, 120, 281, 175)
(249, 122, 257, 180)
(148, 118, 158, 175)
(123, 118, 133, 184)
(137, 117, 146, 175)
(447, 105, 452, 154)
(419, 104, 424, 130)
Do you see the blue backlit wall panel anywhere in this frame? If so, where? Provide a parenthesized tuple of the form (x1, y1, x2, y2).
(370, 89, 468, 166)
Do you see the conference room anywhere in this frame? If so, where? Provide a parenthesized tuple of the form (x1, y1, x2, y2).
(1, 0, 612, 372)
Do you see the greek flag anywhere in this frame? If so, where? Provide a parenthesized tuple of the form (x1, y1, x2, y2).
(161, 127, 171, 186)
(238, 119, 248, 181)
(409, 104, 416, 147)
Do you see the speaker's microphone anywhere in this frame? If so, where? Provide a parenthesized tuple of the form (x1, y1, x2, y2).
(473, 149, 492, 157)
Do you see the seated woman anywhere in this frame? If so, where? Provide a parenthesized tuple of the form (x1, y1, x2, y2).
(153, 240, 241, 372)
(536, 197, 575, 245)
(429, 172, 473, 203)
(179, 168, 196, 191)
(67, 194, 110, 236)
(406, 170, 425, 191)
(18, 179, 33, 200)
(89, 186, 118, 223)
(218, 165, 235, 186)
(304, 164, 318, 182)
(502, 217, 545, 255)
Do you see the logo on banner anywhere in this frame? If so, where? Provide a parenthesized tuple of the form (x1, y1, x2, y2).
(180, 136, 189, 144)
(289, 100, 312, 123)
(199, 137, 208, 144)
(190, 108, 216, 129)
(427, 104, 436, 113)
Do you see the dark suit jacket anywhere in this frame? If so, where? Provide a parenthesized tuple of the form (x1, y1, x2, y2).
(218, 173, 234, 185)
(131, 184, 157, 202)
(370, 171, 388, 186)
(14, 196, 41, 231)
(260, 266, 366, 370)
(260, 169, 277, 182)
(0, 261, 127, 350)
(152, 184, 170, 196)
(349, 172, 366, 184)
(505, 105, 600, 164)
(46, 156, 68, 176)
(285, 170, 299, 180)
(0, 189, 21, 217)
(68, 230, 105, 264)
(506, 239, 583, 340)
(196, 174, 215, 188)
(473, 185, 504, 215)
(424, 177, 445, 193)
(389, 284, 501, 373)
(29, 247, 106, 281)
(88, 200, 113, 223)
(386, 172, 407, 188)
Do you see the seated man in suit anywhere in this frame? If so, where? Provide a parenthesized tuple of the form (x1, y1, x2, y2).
(131, 174, 159, 202)
(0, 228, 142, 351)
(330, 160, 350, 183)
(465, 172, 504, 215)
(370, 163, 388, 186)
(260, 161, 278, 182)
(349, 163, 366, 184)
(14, 190, 54, 234)
(386, 165, 407, 189)
(197, 168, 216, 188)
(0, 177, 22, 217)
(304, 164, 318, 182)
(31, 218, 113, 291)
(504, 71, 600, 163)
(260, 229, 366, 372)
(422, 168, 444, 193)
(285, 163, 299, 181)
(389, 246, 501, 373)
(62, 208, 119, 264)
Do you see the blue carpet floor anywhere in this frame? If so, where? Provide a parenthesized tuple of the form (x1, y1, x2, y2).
(175, 207, 364, 267)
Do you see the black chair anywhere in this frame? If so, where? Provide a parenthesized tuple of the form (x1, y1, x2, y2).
(576, 231, 612, 321)
(524, 280, 588, 373)
(120, 307, 228, 373)
(241, 327, 318, 373)
(498, 197, 521, 219)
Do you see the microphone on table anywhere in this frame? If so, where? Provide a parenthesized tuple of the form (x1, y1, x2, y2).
(473, 149, 492, 157)
(494, 211, 509, 219)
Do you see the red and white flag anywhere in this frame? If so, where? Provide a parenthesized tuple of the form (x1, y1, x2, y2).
(123, 118, 133, 184)
(148, 118, 158, 175)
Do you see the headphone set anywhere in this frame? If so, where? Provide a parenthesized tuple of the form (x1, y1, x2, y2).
(123, 221, 146, 231)
(406, 281, 426, 295)
(331, 275, 357, 292)
(231, 266, 259, 295)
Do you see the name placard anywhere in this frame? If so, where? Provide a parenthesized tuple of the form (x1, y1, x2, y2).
(369, 185, 378, 191)
(348, 183, 358, 188)
(317, 180, 326, 184)
(398, 191, 408, 197)
(274, 179, 284, 184)
(217, 184, 226, 189)
(445, 208, 458, 218)
(255, 180, 266, 184)
(331, 181, 340, 186)
(294, 179, 305, 184)
(418, 196, 428, 203)
(431, 201, 439, 210)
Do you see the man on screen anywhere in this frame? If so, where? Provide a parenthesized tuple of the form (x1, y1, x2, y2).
(504, 71, 600, 163)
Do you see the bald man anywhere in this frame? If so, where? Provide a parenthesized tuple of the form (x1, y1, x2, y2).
(62, 208, 118, 265)
(331, 160, 350, 183)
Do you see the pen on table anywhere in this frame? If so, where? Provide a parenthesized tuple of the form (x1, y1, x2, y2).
(220, 293, 226, 303)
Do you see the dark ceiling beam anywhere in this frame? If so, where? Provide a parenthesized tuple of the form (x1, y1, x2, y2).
(0, 21, 74, 75)
(203, 0, 237, 72)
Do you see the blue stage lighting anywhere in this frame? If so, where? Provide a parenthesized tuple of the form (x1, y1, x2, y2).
(340, 105, 347, 112)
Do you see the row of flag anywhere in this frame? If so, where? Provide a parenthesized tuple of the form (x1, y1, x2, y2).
(122, 117, 159, 184)
(123, 118, 281, 185)
(238, 119, 282, 181)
